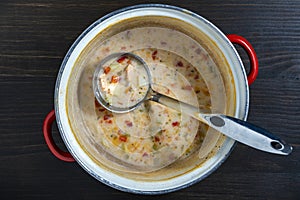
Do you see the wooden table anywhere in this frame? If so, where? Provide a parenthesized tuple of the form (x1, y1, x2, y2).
(1, 0, 299, 199)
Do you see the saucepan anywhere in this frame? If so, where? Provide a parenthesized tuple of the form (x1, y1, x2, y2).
(43, 4, 291, 194)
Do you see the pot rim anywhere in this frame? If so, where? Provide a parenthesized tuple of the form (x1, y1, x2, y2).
(54, 4, 249, 194)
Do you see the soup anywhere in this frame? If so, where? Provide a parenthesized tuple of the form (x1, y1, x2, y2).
(66, 16, 235, 180)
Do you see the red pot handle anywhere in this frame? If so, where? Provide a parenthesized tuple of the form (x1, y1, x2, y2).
(227, 34, 258, 85)
(43, 110, 75, 162)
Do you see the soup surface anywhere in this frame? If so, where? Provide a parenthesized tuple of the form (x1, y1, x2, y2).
(67, 24, 229, 174)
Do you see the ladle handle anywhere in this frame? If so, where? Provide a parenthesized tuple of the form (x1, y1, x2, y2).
(197, 114, 293, 155)
(151, 94, 292, 155)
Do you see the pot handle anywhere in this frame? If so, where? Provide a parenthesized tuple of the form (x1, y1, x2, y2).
(227, 34, 258, 85)
(43, 110, 75, 162)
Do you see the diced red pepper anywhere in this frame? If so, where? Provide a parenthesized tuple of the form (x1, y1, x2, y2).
(111, 75, 119, 83)
(103, 114, 112, 120)
(119, 135, 127, 142)
(125, 120, 133, 127)
(104, 66, 111, 74)
(103, 115, 113, 123)
(142, 152, 149, 157)
(117, 56, 127, 63)
(154, 136, 160, 142)
(152, 50, 158, 60)
(95, 99, 101, 108)
(176, 61, 183, 67)
(172, 121, 180, 127)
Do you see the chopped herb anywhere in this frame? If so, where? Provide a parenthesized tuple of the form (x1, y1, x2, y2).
(152, 144, 158, 150)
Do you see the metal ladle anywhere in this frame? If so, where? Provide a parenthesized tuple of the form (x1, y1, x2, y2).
(93, 52, 293, 155)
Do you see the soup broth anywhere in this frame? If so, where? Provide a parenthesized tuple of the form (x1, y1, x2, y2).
(66, 16, 236, 180)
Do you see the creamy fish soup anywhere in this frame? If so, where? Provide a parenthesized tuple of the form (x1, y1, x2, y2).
(66, 17, 235, 179)
(94, 48, 204, 171)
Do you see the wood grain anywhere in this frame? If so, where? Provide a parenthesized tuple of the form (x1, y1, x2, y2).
(1, 0, 299, 199)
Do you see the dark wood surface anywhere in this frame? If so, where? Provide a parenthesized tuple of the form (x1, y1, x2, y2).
(1, 0, 299, 199)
